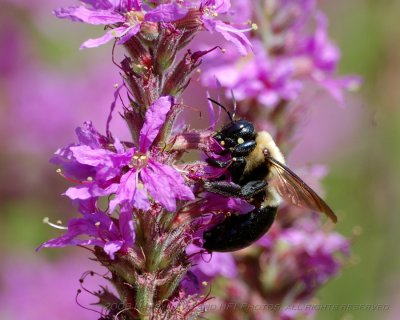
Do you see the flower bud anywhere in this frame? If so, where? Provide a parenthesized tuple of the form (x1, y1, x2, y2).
(154, 26, 183, 73)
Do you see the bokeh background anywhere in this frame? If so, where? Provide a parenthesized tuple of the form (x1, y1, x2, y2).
(0, 1, 399, 319)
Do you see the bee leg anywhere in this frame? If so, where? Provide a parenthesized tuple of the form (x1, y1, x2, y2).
(206, 157, 231, 168)
(203, 180, 267, 199)
(231, 140, 256, 157)
(230, 156, 246, 183)
(203, 181, 242, 198)
(206, 155, 247, 183)
(241, 180, 267, 198)
(203, 205, 278, 252)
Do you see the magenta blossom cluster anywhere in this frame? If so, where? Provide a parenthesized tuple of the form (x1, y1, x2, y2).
(41, 97, 195, 258)
(259, 215, 350, 298)
(58, 98, 193, 212)
(56, 0, 252, 53)
(201, 0, 361, 108)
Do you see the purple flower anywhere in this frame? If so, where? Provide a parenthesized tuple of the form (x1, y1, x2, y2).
(260, 216, 350, 297)
(38, 206, 135, 260)
(202, 41, 303, 107)
(50, 121, 109, 180)
(200, 1, 361, 107)
(55, 1, 189, 48)
(293, 12, 362, 105)
(197, 193, 254, 215)
(300, 13, 340, 74)
(181, 244, 237, 294)
(198, 0, 252, 55)
(56, 97, 194, 212)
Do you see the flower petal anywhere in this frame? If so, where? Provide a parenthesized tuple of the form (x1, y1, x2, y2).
(119, 207, 135, 247)
(80, 26, 128, 49)
(212, 21, 252, 55)
(138, 96, 173, 152)
(37, 216, 101, 250)
(64, 183, 118, 200)
(109, 170, 151, 212)
(145, 3, 188, 22)
(54, 6, 124, 25)
(141, 161, 194, 211)
(202, 194, 254, 214)
(70, 145, 115, 166)
(116, 24, 141, 44)
(76, 121, 104, 148)
(318, 75, 362, 107)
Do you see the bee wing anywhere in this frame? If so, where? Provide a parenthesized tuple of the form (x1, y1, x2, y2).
(267, 157, 337, 223)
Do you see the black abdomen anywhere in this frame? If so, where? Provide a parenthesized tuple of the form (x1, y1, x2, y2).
(202, 206, 277, 252)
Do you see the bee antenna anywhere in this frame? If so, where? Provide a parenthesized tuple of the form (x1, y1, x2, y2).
(207, 98, 234, 122)
(230, 89, 237, 120)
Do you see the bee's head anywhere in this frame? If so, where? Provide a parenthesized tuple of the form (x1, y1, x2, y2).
(214, 119, 256, 149)
(206, 97, 256, 149)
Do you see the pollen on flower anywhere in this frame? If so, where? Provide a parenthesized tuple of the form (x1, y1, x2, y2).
(204, 6, 219, 18)
(130, 152, 148, 169)
(87, 176, 93, 182)
(95, 221, 101, 227)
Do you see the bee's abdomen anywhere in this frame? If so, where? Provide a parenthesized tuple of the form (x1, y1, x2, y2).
(202, 206, 277, 252)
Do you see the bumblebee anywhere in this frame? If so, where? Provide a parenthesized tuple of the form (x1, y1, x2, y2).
(202, 100, 337, 252)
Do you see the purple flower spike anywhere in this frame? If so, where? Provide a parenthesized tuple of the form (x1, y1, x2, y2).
(200, 2, 361, 108)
